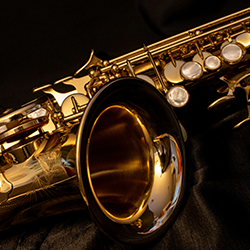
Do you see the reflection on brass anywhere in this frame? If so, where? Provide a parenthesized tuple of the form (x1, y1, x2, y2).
(131, 218, 142, 228)
(33, 84, 52, 93)
(74, 49, 103, 76)
(0, 118, 48, 144)
(209, 68, 250, 111)
(4, 135, 44, 164)
(42, 87, 78, 106)
(0, 152, 13, 171)
(87, 105, 153, 223)
(61, 75, 91, 96)
(164, 60, 185, 83)
(208, 91, 236, 110)
(193, 51, 212, 70)
(236, 32, 250, 48)
(234, 78, 250, 129)
(0, 172, 12, 203)
(61, 93, 89, 117)
(133, 59, 160, 75)
(0, 7, 250, 245)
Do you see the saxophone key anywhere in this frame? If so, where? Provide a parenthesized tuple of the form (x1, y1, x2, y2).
(208, 88, 236, 111)
(234, 84, 250, 129)
(236, 32, 250, 48)
(193, 51, 212, 70)
(180, 61, 203, 81)
(221, 42, 246, 64)
(166, 86, 189, 108)
(204, 55, 222, 72)
(233, 117, 250, 129)
(163, 60, 185, 83)
(192, 52, 221, 72)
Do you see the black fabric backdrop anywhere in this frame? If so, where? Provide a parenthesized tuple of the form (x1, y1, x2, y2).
(0, 1, 250, 249)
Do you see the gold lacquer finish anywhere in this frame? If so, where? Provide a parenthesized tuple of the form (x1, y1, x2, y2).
(87, 105, 153, 223)
(0, 7, 250, 246)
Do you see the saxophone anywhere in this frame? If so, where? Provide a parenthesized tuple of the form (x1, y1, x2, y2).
(0, 7, 249, 245)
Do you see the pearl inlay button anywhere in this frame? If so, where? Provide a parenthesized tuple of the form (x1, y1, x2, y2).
(221, 43, 244, 64)
(180, 61, 203, 81)
(166, 86, 189, 108)
(204, 55, 221, 71)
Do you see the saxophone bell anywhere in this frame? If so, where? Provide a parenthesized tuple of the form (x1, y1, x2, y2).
(76, 77, 185, 244)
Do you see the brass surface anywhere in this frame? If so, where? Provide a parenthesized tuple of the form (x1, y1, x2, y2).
(164, 60, 185, 83)
(3, 135, 44, 164)
(0, 118, 48, 144)
(193, 51, 212, 70)
(87, 105, 153, 223)
(236, 32, 250, 48)
(0, 7, 250, 245)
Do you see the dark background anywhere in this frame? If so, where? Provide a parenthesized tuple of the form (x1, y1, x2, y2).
(0, 1, 250, 249)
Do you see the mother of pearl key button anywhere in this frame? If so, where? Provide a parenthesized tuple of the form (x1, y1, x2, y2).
(204, 55, 221, 71)
(221, 43, 245, 64)
(180, 61, 203, 81)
